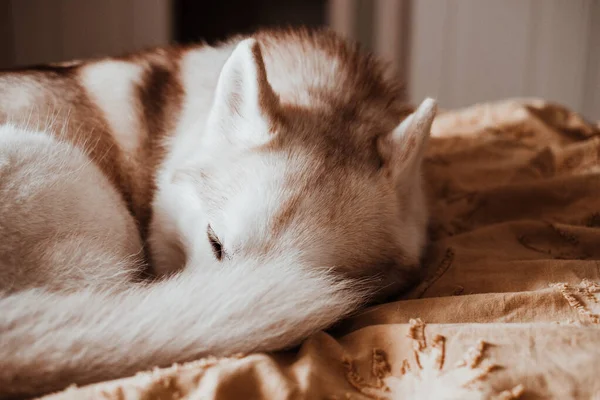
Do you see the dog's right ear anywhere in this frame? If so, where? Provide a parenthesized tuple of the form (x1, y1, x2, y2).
(377, 98, 437, 181)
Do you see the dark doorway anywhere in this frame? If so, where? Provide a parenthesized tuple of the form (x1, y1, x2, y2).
(173, 0, 327, 44)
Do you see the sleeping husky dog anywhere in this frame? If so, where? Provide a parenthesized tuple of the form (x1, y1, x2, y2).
(0, 28, 437, 397)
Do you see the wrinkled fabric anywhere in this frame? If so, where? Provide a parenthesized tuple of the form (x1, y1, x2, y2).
(42, 99, 600, 400)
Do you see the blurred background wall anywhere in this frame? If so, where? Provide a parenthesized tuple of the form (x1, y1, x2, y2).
(0, 0, 598, 120)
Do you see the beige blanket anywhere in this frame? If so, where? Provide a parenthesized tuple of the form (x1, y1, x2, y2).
(43, 99, 600, 400)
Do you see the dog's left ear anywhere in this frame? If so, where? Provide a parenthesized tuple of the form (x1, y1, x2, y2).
(206, 38, 280, 148)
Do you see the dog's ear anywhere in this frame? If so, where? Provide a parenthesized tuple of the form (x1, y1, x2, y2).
(377, 98, 437, 181)
(206, 38, 280, 148)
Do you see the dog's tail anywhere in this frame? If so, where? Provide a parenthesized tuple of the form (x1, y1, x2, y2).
(0, 255, 370, 398)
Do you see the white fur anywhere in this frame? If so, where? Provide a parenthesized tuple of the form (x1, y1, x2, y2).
(79, 61, 145, 154)
(148, 44, 240, 272)
(0, 124, 144, 293)
(259, 38, 343, 107)
(0, 251, 366, 397)
(158, 43, 238, 180)
(0, 76, 43, 117)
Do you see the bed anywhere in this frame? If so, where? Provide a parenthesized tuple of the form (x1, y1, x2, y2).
(42, 99, 600, 400)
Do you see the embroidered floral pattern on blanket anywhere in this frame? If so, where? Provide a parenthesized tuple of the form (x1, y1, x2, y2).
(42, 99, 600, 400)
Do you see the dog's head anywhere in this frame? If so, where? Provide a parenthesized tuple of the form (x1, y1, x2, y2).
(151, 36, 436, 298)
